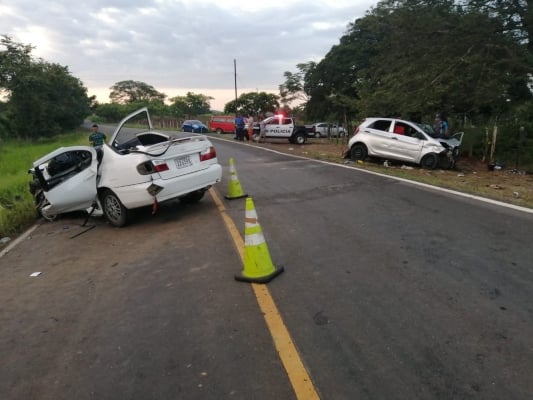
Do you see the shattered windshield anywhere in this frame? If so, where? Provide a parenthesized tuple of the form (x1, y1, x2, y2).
(417, 123, 438, 138)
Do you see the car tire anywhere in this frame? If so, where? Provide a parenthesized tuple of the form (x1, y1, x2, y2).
(438, 155, 454, 170)
(350, 143, 367, 161)
(100, 189, 128, 227)
(179, 189, 206, 204)
(314, 132, 321, 138)
(294, 133, 306, 145)
(216, 128, 223, 134)
(421, 153, 439, 170)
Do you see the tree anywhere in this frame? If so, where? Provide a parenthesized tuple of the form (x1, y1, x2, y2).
(168, 92, 213, 117)
(279, 62, 316, 108)
(0, 35, 33, 94)
(300, 0, 532, 124)
(7, 61, 89, 138)
(109, 80, 166, 104)
(1, 35, 90, 139)
(223, 92, 280, 116)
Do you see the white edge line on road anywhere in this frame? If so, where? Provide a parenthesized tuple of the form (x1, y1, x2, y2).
(210, 136, 533, 215)
(0, 223, 40, 259)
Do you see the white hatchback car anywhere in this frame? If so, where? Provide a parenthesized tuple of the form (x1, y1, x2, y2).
(29, 107, 222, 227)
(345, 118, 463, 169)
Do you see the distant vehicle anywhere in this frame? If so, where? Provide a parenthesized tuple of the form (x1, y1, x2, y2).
(209, 115, 236, 134)
(311, 122, 347, 138)
(28, 107, 222, 227)
(252, 115, 308, 144)
(344, 117, 463, 169)
(182, 120, 208, 133)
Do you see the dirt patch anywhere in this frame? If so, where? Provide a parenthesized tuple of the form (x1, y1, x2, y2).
(246, 138, 533, 209)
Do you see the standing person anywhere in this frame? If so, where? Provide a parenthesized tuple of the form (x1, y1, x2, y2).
(89, 124, 107, 163)
(247, 115, 254, 141)
(259, 117, 267, 143)
(441, 115, 449, 137)
(433, 114, 449, 137)
(235, 113, 245, 141)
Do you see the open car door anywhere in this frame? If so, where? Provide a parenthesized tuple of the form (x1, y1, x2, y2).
(31, 146, 98, 216)
(110, 106, 154, 151)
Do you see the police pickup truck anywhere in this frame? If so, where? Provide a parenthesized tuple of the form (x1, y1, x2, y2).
(252, 115, 308, 144)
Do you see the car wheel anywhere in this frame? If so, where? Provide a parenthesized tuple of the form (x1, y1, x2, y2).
(216, 128, 223, 134)
(350, 143, 367, 161)
(438, 154, 454, 170)
(252, 133, 261, 142)
(314, 132, 321, 138)
(180, 189, 205, 204)
(100, 189, 128, 227)
(421, 153, 439, 170)
(294, 133, 306, 145)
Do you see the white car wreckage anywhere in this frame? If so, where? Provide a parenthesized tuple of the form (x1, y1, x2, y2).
(28, 107, 222, 227)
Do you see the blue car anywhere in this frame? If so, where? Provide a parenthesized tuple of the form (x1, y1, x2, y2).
(182, 120, 208, 133)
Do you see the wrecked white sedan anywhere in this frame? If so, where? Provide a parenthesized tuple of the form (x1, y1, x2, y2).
(28, 107, 222, 227)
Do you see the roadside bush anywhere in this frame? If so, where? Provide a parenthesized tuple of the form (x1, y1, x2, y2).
(453, 121, 532, 171)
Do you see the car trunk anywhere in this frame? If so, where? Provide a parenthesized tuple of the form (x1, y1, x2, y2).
(141, 136, 214, 180)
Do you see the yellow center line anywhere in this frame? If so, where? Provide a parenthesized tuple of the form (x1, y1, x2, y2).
(209, 188, 320, 400)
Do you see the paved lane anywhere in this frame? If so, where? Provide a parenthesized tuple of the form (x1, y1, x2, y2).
(212, 137, 533, 400)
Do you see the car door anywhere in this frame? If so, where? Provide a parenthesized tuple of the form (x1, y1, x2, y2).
(265, 116, 285, 138)
(388, 121, 425, 162)
(32, 146, 98, 214)
(362, 119, 394, 156)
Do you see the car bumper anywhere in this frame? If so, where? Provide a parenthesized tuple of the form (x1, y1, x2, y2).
(111, 163, 223, 209)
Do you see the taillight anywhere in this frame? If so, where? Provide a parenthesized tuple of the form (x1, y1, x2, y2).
(200, 146, 217, 161)
(152, 160, 170, 172)
(138, 160, 169, 175)
(353, 125, 360, 135)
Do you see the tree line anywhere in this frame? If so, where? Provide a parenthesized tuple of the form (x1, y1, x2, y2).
(1, 0, 532, 166)
(0, 32, 282, 140)
(279, 0, 533, 165)
(282, 0, 533, 123)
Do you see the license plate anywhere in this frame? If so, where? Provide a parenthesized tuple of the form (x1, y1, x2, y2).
(174, 155, 193, 169)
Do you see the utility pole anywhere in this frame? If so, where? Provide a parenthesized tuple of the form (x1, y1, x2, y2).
(234, 59, 238, 114)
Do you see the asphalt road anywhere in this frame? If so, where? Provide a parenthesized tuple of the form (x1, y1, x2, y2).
(1, 136, 532, 400)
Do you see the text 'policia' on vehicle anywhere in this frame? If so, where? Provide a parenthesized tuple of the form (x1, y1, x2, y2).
(251, 114, 309, 144)
(28, 107, 223, 227)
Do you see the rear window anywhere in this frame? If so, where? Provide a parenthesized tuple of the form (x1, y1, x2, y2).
(369, 120, 392, 131)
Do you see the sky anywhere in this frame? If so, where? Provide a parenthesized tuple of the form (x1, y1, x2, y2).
(1, 0, 377, 110)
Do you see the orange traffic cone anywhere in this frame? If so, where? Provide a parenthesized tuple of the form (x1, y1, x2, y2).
(235, 197, 284, 283)
(225, 157, 247, 200)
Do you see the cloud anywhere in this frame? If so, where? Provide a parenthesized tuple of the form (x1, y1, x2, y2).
(1, 0, 375, 109)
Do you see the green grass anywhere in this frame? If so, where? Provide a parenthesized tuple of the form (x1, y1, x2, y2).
(0, 130, 87, 239)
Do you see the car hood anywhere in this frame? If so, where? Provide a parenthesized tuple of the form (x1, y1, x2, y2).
(437, 132, 463, 148)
